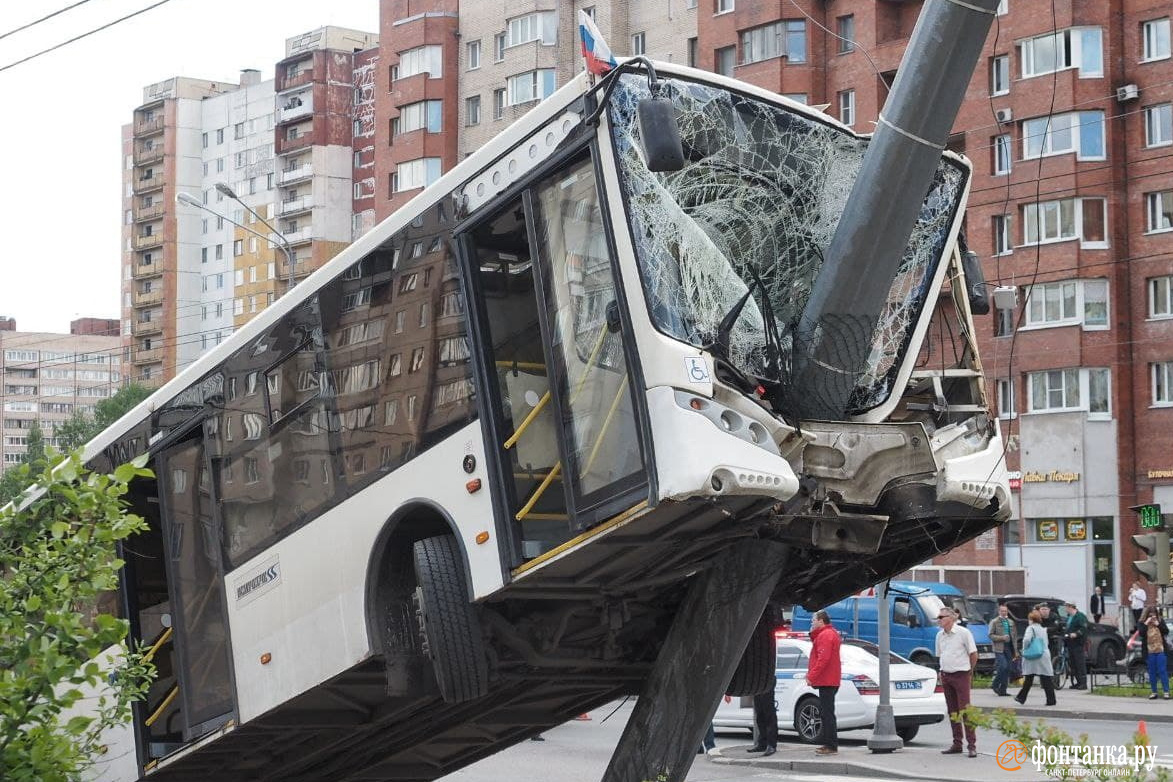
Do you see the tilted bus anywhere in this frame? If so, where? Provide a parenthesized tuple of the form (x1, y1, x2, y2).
(77, 58, 1009, 781)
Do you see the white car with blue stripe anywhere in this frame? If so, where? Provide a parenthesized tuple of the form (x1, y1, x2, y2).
(713, 635, 947, 743)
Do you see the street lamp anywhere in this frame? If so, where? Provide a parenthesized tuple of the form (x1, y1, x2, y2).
(175, 190, 295, 293)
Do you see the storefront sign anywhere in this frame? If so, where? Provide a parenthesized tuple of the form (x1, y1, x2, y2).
(1065, 519, 1087, 540)
(1023, 470, 1081, 484)
(1148, 469, 1173, 480)
(1037, 520, 1059, 541)
(1007, 470, 1022, 491)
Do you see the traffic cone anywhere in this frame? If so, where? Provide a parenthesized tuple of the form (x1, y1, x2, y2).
(575, 713, 591, 721)
(1138, 720, 1148, 738)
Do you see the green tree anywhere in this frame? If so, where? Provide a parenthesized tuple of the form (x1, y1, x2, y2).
(0, 452, 155, 781)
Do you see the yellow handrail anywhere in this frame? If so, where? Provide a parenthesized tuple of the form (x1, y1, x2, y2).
(503, 390, 551, 450)
(515, 462, 562, 521)
(495, 360, 547, 373)
(144, 686, 179, 727)
(142, 627, 173, 664)
(583, 376, 629, 475)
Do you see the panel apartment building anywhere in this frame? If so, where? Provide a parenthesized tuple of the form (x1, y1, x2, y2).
(0, 318, 122, 468)
(122, 27, 378, 387)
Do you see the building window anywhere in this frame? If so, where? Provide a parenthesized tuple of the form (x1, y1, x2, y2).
(631, 32, 646, 56)
(215, 244, 224, 260)
(715, 46, 736, 76)
(493, 88, 507, 119)
(506, 11, 556, 48)
(989, 55, 1010, 96)
(716, 0, 733, 13)
(838, 89, 855, 126)
(837, 15, 855, 53)
(1144, 104, 1172, 147)
(741, 20, 806, 65)
(466, 95, 481, 126)
(997, 378, 1016, 419)
(392, 158, 442, 193)
(1027, 367, 1111, 416)
(394, 100, 443, 135)
(993, 134, 1012, 174)
(1019, 28, 1103, 78)
(216, 128, 224, 144)
(507, 69, 556, 105)
(1022, 197, 1106, 246)
(992, 214, 1012, 255)
(688, 37, 698, 68)
(233, 239, 243, 256)
(1146, 190, 1173, 232)
(1142, 18, 1171, 61)
(1149, 275, 1173, 318)
(397, 45, 443, 79)
(1021, 111, 1105, 160)
(495, 33, 506, 61)
(467, 40, 481, 70)
(1154, 361, 1173, 405)
(1023, 279, 1108, 330)
(201, 132, 208, 149)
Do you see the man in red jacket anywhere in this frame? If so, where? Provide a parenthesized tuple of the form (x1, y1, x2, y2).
(806, 609, 842, 756)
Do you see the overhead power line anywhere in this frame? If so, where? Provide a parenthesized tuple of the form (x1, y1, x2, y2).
(0, 0, 99, 43)
(0, 0, 175, 74)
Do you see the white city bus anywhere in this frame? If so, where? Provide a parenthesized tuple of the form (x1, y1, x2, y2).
(82, 58, 1008, 781)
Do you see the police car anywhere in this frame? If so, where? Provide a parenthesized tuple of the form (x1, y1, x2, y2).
(713, 634, 946, 743)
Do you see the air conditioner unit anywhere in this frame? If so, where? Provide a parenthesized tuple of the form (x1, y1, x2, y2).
(994, 108, 1013, 124)
(1116, 84, 1140, 102)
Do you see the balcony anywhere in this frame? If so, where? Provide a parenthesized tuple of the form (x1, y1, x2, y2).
(132, 320, 163, 337)
(133, 259, 163, 278)
(281, 163, 313, 184)
(134, 117, 163, 135)
(132, 347, 162, 365)
(133, 233, 163, 250)
(283, 227, 313, 245)
(278, 68, 314, 92)
(133, 289, 163, 306)
(278, 196, 311, 216)
(277, 134, 313, 155)
(278, 99, 313, 123)
(134, 146, 164, 165)
(280, 257, 315, 279)
(134, 203, 166, 221)
(133, 174, 164, 193)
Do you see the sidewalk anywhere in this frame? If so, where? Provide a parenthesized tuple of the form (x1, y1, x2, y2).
(712, 687, 1170, 781)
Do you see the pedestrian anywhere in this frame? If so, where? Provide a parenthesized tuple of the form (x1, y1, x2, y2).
(1036, 603, 1062, 658)
(747, 689, 777, 756)
(1139, 607, 1171, 700)
(987, 602, 1017, 696)
(1015, 609, 1057, 706)
(1062, 602, 1089, 689)
(935, 606, 978, 758)
(697, 722, 716, 756)
(1130, 582, 1148, 632)
(1089, 586, 1104, 624)
(805, 609, 842, 756)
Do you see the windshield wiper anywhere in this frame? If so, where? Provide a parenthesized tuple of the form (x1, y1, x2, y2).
(703, 279, 760, 394)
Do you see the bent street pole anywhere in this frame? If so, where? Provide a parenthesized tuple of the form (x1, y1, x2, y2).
(602, 540, 789, 782)
(793, 0, 1000, 420)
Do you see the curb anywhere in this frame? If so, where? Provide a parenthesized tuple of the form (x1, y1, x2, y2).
(981, 705, 1173, 724)
(709, 749, 1048, 781)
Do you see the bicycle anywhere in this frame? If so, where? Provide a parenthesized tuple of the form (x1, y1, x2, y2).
(1051, 644, 1073, 690)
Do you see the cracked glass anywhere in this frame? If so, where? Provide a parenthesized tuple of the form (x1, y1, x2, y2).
(607, 74, 968, 414)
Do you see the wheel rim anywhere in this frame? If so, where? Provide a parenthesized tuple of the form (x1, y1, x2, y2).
(796, 701, 822, 742)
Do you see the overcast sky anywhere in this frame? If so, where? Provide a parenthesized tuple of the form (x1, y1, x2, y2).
(0, 0, 379, 334)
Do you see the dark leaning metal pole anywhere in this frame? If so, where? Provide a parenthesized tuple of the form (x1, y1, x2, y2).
(602, 540, 790, 782)
(792, 0, 1001, 421)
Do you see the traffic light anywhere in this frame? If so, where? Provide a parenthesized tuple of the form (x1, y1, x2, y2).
(1132, 530, 1171, 586)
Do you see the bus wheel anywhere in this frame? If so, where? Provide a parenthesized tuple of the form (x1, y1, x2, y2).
(726, 619, 776, 696)
(413, 534, 488, 703)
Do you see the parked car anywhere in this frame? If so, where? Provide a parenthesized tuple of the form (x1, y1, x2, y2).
(966, 595, 1000, 625)
(792, 581, 996, 672)
(997, 595, 1127, 671)
(713, 633, 946, 743)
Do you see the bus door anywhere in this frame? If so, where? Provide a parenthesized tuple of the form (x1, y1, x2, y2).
(154, 435, 236, 741)
(462, 151, 648, 561)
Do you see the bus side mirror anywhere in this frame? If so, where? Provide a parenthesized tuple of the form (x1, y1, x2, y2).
(637, 96, 684, 172)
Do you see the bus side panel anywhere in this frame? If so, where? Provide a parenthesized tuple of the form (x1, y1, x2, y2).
(224, 420, 497, 724)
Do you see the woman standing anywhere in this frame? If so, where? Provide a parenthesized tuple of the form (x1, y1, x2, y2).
(1139, 607, 1171, 700)
(1014, 610, 1056, 706)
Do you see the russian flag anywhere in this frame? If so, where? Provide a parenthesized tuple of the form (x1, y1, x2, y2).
(578, 10, 617, 76)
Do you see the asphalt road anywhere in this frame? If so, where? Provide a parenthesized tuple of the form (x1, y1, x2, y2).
(441, 699, 1173, 781)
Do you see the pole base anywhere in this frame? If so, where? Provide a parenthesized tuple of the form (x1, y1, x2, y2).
(866, 704, 904, 753)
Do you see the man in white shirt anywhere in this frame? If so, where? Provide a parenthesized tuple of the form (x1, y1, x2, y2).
(935, 606, 978, 758)
(1130, 582, 1148, 632)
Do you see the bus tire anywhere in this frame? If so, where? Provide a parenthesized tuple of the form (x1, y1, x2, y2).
(726, 620, 776, 696)
(413, 534, 488, 704)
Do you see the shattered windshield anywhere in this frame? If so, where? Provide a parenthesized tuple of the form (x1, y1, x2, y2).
(607, 74, 968, 414)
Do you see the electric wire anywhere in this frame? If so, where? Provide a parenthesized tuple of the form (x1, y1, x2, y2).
(0, 0, 99, 43)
